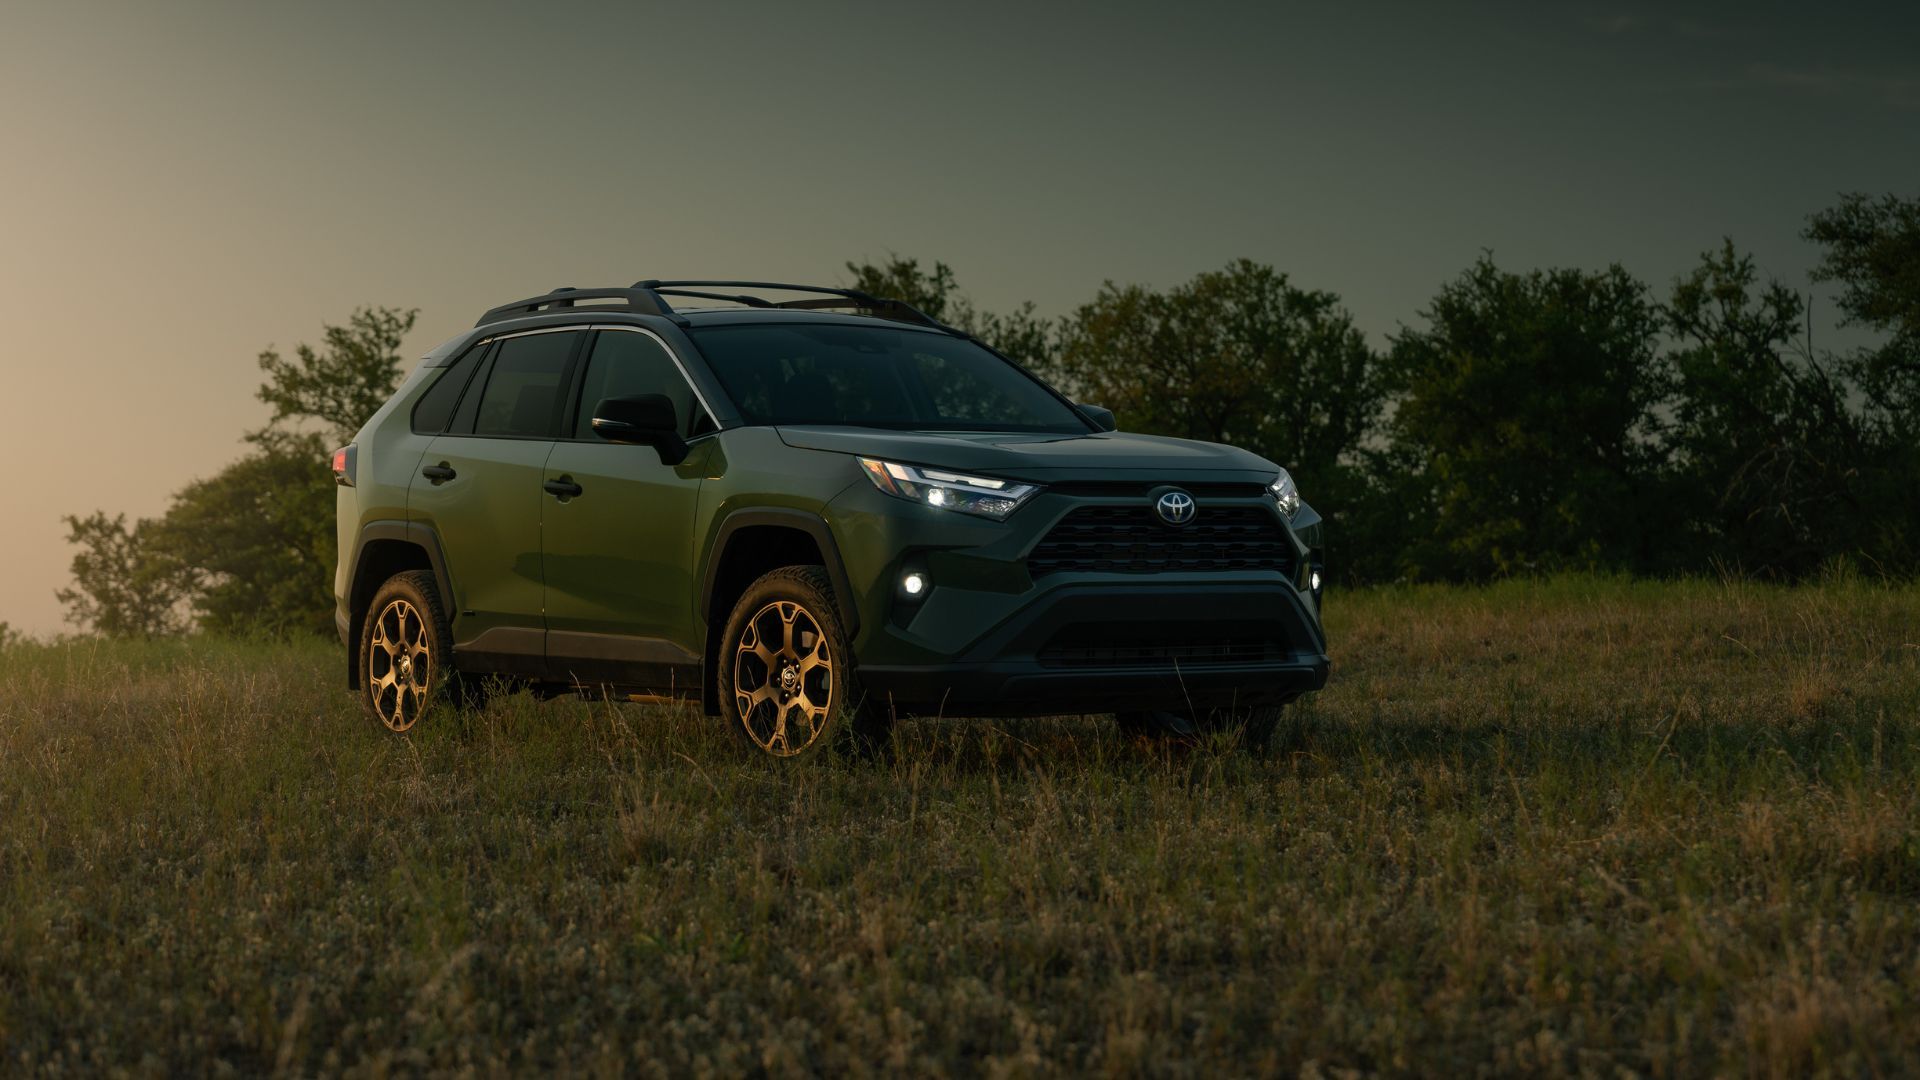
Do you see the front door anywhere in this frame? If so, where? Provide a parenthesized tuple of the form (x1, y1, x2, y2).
(410, 328, 584, 673)
(541, 327, 715, 691)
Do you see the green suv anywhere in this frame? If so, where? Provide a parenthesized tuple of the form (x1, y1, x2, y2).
(333, 281, 1329, 756)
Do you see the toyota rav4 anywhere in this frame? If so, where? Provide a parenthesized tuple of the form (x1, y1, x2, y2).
(332, 281, 1329, 757)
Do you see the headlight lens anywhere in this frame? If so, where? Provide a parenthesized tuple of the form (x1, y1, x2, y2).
(1268, 470, 1302, 519)
(858, 458, 1039, 520)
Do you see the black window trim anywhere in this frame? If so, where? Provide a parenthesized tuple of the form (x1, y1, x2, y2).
(410, 339, 495, 435)
(560, 324, 723, 444)
(444, 325, 589, 442)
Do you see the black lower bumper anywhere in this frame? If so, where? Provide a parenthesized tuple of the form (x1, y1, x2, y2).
(856, 581, 1329, 717)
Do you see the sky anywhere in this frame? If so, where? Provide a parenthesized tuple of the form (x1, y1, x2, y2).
(1, 1, 1915, 636)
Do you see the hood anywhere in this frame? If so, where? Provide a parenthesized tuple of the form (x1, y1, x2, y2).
(773, 426, 1280, 483)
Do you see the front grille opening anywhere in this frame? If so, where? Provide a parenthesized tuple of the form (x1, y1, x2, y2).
(1027, 505, 1294, 576)
(1038, 621, 1290, 669)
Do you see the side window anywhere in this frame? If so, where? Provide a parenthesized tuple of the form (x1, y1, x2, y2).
(471, 331, 580, 438)
(572, 331, 709, 439)
(410, 342, 489, 434)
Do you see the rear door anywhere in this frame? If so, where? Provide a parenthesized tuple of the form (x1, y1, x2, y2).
(411, 327, 585, 673)
(541, 327, 718, 689)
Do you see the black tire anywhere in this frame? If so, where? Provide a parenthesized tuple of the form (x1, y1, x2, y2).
(356, 570, 481, 731)
(715, 565, 889, 759)
(1115, 704, 1284, 754)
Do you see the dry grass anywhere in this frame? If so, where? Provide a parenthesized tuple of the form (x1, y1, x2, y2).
(2, 576, 1917, 1076)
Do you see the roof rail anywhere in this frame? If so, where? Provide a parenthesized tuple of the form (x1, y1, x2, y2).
(474, 285, 672, 327)
(476, 279, 954, 332)
(639, 279, 950, 330)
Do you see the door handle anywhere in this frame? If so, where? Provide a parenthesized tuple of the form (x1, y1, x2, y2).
(543, 477, 583, 499)
(421, 463, 456, 483)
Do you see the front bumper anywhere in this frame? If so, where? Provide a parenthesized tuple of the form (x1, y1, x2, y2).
(857, 580, 1328, 716)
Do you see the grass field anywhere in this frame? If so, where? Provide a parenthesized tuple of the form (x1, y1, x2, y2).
(2, 576, 1917, 1076)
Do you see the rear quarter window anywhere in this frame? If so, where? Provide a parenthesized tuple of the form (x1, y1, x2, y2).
(410, 343, 489, 434)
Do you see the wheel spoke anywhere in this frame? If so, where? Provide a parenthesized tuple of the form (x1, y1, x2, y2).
(373, 621, 399, 658)
(792, 699, 825, 743)
(779, 604, 798, 655)
(741, 619, 776, 668)
(736, 683, 774, 716)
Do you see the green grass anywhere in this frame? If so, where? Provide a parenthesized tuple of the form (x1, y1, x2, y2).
(2, 576, 1917, 1076)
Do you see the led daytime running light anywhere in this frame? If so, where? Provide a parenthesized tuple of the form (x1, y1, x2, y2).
(858, 458, 1039, 521)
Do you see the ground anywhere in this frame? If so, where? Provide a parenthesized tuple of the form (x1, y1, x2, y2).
(2, 576, 1917, 1076)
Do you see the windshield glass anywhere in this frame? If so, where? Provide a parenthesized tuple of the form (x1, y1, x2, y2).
(688, 323, 1090, 432)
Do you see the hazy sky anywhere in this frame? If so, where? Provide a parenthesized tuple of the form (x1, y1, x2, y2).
(1, 1, 1915, 635)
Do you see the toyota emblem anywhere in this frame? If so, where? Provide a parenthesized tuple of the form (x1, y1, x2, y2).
(1154, 489, 1196, 526)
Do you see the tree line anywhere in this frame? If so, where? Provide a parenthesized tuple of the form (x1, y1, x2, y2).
(56, 193, 1920, 637)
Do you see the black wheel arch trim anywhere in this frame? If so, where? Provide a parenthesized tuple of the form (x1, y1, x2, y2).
(344, 520, 456, 689)
(699, 508, 860, 638)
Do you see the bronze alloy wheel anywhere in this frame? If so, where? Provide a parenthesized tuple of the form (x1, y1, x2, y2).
(367, 597, 433, 731)
(731, 599, 835, 756)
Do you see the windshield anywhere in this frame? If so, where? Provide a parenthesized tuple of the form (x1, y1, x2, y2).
(687, 323, 1091, 433)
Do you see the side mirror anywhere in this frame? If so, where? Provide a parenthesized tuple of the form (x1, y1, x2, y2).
(1076, 403, 1117, 432)
(592, 394, 688, 465)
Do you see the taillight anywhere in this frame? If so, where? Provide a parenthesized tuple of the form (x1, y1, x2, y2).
(331, 444, 357, 487)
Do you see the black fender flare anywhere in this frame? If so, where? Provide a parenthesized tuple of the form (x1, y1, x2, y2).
(344, 520, 456, 688)
(697, 508, 860, 637)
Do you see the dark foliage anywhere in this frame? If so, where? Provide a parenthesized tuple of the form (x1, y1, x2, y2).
(1383, 257, 1668, 579)
(60, 309, 415, 637)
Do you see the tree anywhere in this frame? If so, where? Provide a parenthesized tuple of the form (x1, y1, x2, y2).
(1056, 260, 1382, 476)
(1804, 193, 1920, 569)
(54, 513, 193, 637)
(1806, 192, 1920, 348)
(845, 257, 1057, 371)
(255, 306, 418, 442)
(1384, 256, 1666, 580)
(1664, 241, 1865, 575)
(59, 308, 414, 637)
(149, 430, 339, 636)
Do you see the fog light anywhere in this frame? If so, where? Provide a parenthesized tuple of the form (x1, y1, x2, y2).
(1310, 569, 1322, 592)
(901, 572, 928, 597)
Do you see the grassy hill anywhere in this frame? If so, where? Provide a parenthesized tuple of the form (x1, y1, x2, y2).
(3, 576, 1916, 1075)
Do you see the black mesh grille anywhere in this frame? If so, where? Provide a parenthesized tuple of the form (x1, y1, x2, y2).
(1027, 504, 1294, 577)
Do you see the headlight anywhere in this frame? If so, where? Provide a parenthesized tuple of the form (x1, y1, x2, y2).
(1268, 470, 1302, 519)
(858, 458, 1040, 520)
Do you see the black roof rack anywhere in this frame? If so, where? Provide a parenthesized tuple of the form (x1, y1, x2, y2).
(475, 285, 672, 327)
(475, 279, 951, 331)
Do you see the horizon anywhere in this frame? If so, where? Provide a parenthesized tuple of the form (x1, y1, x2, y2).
(3, 1, 1916, 635)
